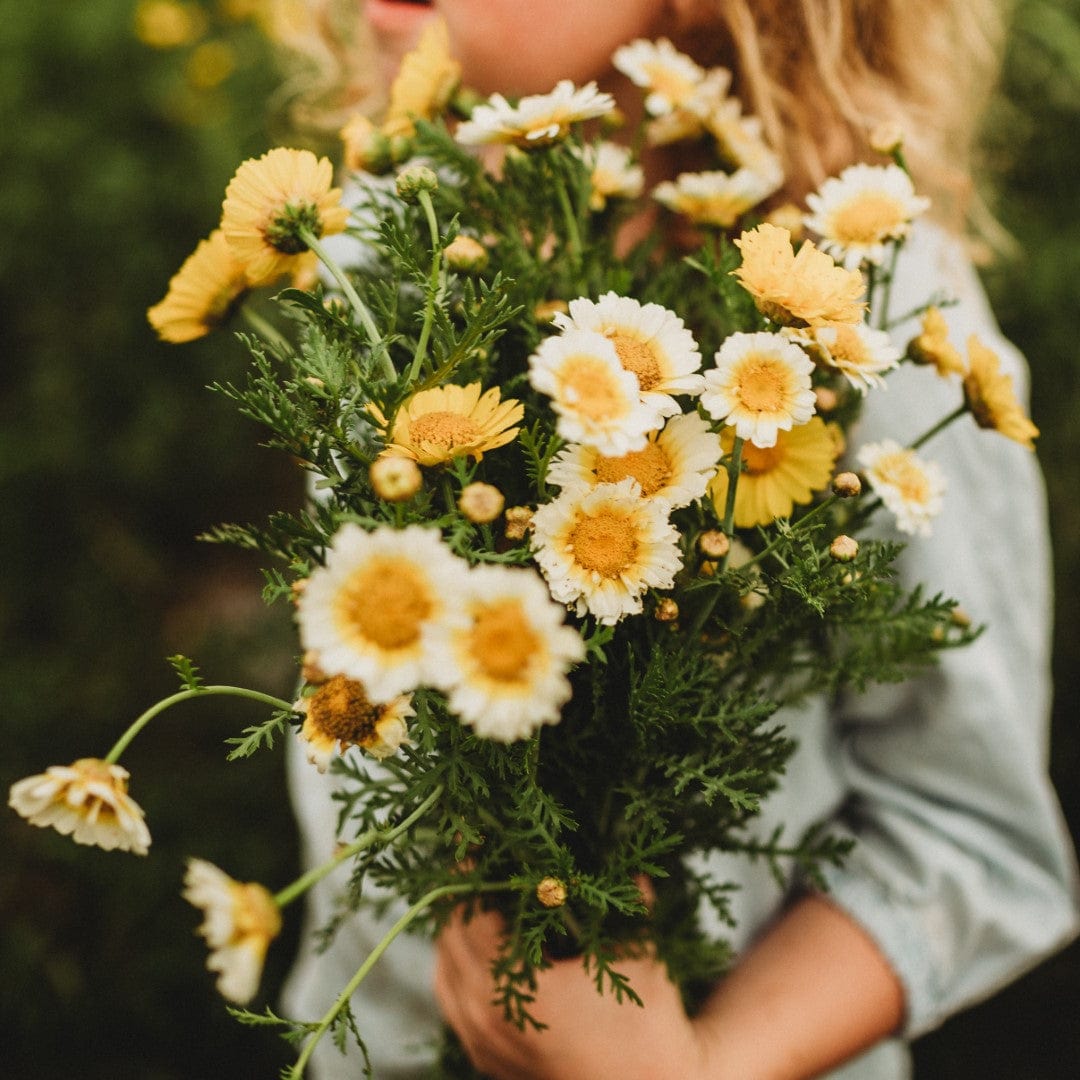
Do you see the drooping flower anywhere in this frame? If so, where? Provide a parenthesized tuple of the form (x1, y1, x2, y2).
(295, 675, 412, 772)
(789, 322, 902, 394)
(220, 148, 349, 284)
(8, 758, 151, 855)
(963, 336, 1039, 450)
(382, 17, 461, 138)
(455, 81, 615, 148)
(528, 328, 666, 455)
(579, 142, 644, 211)
(553, 293, 705, 416)
(531, 479, 683, 625)
(804, 163, 930, 269)
(653, 167, 781, 230)
(425, 566, 585, 742)
(732, 223, 866, 327)
(611, 38, 705, 117)
(701, 331, 817, 448)
(147, 229, 250, 343)
(182, 858, 281, 1005)
(297, 524, 471, 702)
(858, 439, 946, 537)
(908, 307, 965, 377)
(379, 383, 524, 466)
(547, 410, 722, 509)
(708, 416, 840, 527)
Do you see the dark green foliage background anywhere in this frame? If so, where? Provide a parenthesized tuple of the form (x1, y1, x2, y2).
(0, 1, 1077, 1076)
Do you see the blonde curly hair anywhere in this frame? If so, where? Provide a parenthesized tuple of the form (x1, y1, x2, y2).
(273, 0, 1011, 228)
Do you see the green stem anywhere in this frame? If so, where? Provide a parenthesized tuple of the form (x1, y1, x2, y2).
(289, 878, 518, 1078)
(241, 305, 291, 355)
(720, 437, 744, 546)
(553, 168, 583, 267)
(742, 494, 840, 571)
(274, 785, 445, 908)
(407, 191, 444, 382)
(298, 228, 393, 380)
(909, 403, 967, 451)
(103, 686, 295, 765)
(875, 242, 901, 331)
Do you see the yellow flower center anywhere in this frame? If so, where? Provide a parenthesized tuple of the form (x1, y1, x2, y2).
(570, 509, 639, 578)
(829, 193, 907, 245)
(334, 557, 432, 651)
(468, 600, 540, 682)
(824, 325, 869, 366)
(408, 410, 482, 449)
(307, 675, 386, 745)
(875, 452, 931, 505)
(741, 441, 784, 475)
(593, 442, 672, 496)
(560, 356, 629, 420)
(610, 333, 662, 391)
(642, 62, 696, 106)
(232, 882, 283, 941)
(736, 355, 790, 412)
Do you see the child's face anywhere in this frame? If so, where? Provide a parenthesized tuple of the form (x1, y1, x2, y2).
(365, 0, 669, 95)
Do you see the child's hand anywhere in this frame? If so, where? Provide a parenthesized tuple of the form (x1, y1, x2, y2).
(433, 905, 709, 1080)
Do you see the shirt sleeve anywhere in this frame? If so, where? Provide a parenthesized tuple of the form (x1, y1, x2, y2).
(812, 223, 1080, 1037)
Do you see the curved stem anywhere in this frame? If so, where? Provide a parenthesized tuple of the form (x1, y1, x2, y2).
(241, 305, 291, 355)
(274, 785, 445, 908)
(289, 878, 518, 1078)
(104, 686, 295, 765)
(908, 403, 967, 451)
(407, 190, 444, 382)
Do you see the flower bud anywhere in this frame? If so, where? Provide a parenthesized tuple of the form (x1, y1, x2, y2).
(534, 299, 570, 323)
(370, 456, 423, 502)
(536, 876, 568, 908)
(654, 597, 679, 622)
(698, 529, 730, 560)
(829, 535, 859, 562)
(395, 164, 438, 202)
(458, 482, 505, 524)
(765, 202, 805, 242)
(950, 607, 972, 629)
(504, 505, 533, 541)
(340, 114, 393, 174)
(444, 235, 488, 273)
(831, 472, 862, 498)
(814, 386, 840, 413)
(869, 122, 905, 156)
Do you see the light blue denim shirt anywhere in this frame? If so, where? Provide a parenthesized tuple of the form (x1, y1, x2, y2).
(283, 221, 1079, 1079)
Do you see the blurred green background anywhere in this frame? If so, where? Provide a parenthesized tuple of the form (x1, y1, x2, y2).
(1, 1, 1078, 1076)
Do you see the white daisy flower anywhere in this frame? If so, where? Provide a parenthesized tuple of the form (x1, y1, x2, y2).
(653, 167, 782, 229)
(611, 38, 705, 117)
(455, 80, 615, 148)
(553, 292, 705, 416)
(578, 141, 644, 211)
(804, 163, 931, 268)
(8, 758, 151, 855)
(701, 331, 817, 448)
(858, 439, 946, 537)
(703, 98, 784, 183)
(297, 523, 471, 702)
(788, 322, 902, 394)
(547, 410, 722, 509)
(182, 858, 281, 1005)
(528, 327, 666, 455)
(645, 66, 733, 145)
(531, 478, 683, 625)
(425, 565, 585, 742)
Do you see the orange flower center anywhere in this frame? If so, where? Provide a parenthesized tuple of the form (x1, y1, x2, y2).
(741, 440, 784, 475)
(829, 193, 906, 245)
(569, 509, 639, 578)
(307, 675, 385, 744)
(409, 410, 481, 449)
(334, 557, 432, 651)
(594, 441, 672, 496)
(560, 356, 629, 420)
(468, 600, 540, 682)
(610, 333, 662, 392)
(736, 356, 790, 412)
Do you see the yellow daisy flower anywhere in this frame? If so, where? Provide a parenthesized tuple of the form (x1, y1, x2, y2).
(147, 229, 250, 343)
(708, 417, 840, 528)
(963, 336, 1039, 450)
(732, 223, 867, 327)
(547, 410, 722, 510)
(381, 383, 524, 466)
(455, 80, 615, 148)
(295, 675, 413, 772)
(297, 523, 472, 702)
(220, 147, 349, 285)
(858, 439, 946, 537)
(182, 858, 281, 1005)
(426, 566, 586, 742)
(383, 17, 461, 139)
(701, 331, 817, 448)
(8, 758, 151, 855)
(654, 167, 782, 229)
(908, 307, 965, 377)
(531, 478, 683, 625)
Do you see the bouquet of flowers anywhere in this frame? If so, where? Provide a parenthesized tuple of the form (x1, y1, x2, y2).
(9, 23, 1038, 1079)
